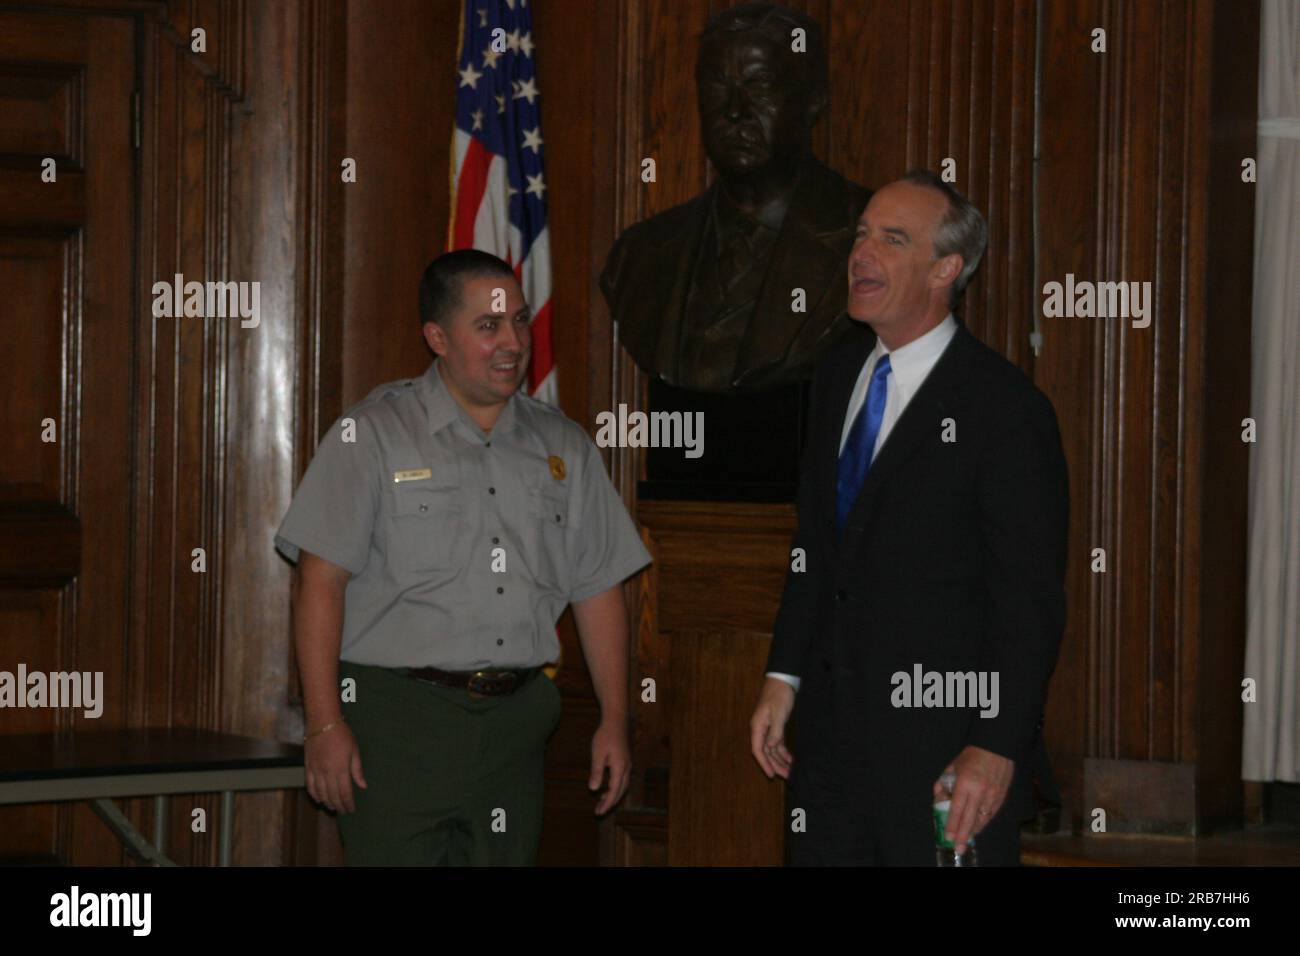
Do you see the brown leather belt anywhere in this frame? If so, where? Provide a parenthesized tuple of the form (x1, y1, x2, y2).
(406, 666, 540, 696)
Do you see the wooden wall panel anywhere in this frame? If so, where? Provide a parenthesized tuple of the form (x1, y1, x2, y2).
(1031, 0, 1101, 817)
(133, 0, 343, 865)
(0, 593, 62, 857)
(668, 629, 783, 866)
(0, 0, 343, 866)
(0, 236, 68, 505)
(130, 4, 245, 864)
(340, 0, 459, 404)
(1188, 0, 1258, 829)
(0, 7, 136, 865)
(222, 0, 347, 867)
(1036, 0, 1258, 833)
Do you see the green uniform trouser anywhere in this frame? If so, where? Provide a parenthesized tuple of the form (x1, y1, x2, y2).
(336, 660, 562, 866)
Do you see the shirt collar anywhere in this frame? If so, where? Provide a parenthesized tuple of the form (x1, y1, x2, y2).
(871, 313, 957, 390)
(420, 359, 522, 439)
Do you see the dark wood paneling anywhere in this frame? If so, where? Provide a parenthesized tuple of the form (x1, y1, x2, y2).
(0, 0, 343, 866)
(130, 3, 245, 863)
(0, 591, 63, 857)
(632, 503, 794, 864)
(0, 62, 83, 162)
(0, 235, 74, 505)
(668, 629, 784, 865)
(1036, 0, 1257, 833)
(222, 0, 348, 867)
(0, 509, 80, 586)
(1083, 758, 1197, 835)
(339, 0, 458, 404)
(641, 502, 794, 634)
(0, 7, 136, 865)
(1190, 0, 1257, 829)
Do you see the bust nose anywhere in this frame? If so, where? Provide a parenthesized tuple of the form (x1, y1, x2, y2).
(721, 83, 748, 121)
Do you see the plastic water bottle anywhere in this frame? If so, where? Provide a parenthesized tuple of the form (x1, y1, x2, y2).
(934, 771, 978, 866)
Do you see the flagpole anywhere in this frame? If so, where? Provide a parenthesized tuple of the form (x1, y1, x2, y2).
(447, 0, 467, 251)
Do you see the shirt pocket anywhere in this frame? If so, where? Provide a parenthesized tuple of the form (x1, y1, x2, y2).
(530, 482, 570, 591)
(389, 481, 462, 572)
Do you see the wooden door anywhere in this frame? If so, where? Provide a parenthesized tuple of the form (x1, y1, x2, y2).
(0, 9, 137, 863)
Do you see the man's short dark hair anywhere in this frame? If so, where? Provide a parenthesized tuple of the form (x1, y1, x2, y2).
(901, 169, 988, 311)
(698, 2, 828, 110)
(418, 249, 516, 327)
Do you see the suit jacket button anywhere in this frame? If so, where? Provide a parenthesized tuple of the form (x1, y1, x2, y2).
(820, 658, 831, 672)
(835, 589, 847, 602)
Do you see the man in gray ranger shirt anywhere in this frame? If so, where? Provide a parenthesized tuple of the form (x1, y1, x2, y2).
(276, 250, 652, 865)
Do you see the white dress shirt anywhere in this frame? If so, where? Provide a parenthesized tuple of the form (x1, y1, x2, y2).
(768, 315, 958, 692)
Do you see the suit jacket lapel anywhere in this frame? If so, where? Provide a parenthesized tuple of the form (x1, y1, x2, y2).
(843, 323, 977, 532)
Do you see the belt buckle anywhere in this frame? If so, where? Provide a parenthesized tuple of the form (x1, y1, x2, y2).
(467, 669, 516, 698)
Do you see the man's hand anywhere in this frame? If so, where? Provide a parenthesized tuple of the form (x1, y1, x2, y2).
(589, 718, 631, 815)
(933, 745, 1014, 856)
(305, 721, 367, 814)
(293, 551, 359, 814)
(571, 584, 633, 815)
(750, 677, 796, 779)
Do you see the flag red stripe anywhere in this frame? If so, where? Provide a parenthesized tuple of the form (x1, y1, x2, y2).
(526, 299, 554, 392)
(452, 138, 491, 251)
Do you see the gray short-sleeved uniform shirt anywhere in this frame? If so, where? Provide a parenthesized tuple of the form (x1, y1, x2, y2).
(275, 360, 652, 670)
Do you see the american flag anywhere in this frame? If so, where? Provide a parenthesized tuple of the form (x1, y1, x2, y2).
(449, 0, 556, 405)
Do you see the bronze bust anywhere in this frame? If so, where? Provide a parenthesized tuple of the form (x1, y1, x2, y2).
(601, 3, 871, 393)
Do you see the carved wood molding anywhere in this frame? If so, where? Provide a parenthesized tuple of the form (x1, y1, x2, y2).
(29, 0, 247, 99)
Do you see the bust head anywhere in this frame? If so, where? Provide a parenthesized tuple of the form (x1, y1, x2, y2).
(696, 3, 828, 183)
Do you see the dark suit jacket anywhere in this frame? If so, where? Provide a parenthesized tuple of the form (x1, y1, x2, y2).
(767, 319, 1069, 822)
(599, 160, 870, 391)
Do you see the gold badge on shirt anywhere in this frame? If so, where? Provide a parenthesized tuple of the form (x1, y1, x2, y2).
(548, 455, 566, 480)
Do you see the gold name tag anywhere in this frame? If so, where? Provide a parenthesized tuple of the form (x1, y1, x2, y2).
(393, 468, 432, 483)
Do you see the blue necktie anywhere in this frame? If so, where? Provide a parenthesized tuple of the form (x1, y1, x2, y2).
(836, 354, 892, 532)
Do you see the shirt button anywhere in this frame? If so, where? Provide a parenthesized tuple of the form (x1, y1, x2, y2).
(418, 503, 428, 513)
(492, 536, 500, 544)
(486, 441, 491, 447)
(496, 639, 503, 646)
(489, 487, 496, 494)
(496, 586, 504, 594)
(554, 514, 561, 523)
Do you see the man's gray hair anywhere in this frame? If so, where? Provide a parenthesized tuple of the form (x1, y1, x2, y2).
(901, 169, 988, 311)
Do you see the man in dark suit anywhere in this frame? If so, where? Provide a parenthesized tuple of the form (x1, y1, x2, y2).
(749, 171, 1069, 865)
(599, 3, 870, 393)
